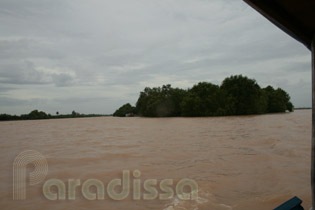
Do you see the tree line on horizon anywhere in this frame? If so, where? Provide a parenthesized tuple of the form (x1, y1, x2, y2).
(0, 110, 106, 121)
(113, 75, 294, 117)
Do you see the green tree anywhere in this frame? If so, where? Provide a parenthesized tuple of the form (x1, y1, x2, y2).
(263, 86, 293, 112)
(221, 75, 267, 115)
(181, 82, 221, 116)
(72, 110, 77, 117)
(113, 103, 136, 117)
(131, 75, 294, 117)
(136, 84, 186, 117)
(25, 110, 49, 119)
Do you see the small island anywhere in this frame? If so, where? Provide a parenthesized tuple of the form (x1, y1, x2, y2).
(113, 75, 294, 117)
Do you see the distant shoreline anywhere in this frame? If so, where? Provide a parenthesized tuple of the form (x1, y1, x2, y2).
(1, 109, 311, 122)
(0, 110, 112, 122)
(0, 115, 112, 122)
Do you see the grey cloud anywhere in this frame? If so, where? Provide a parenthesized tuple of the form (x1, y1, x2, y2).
(51, 73, 75, 87)
(0, 38, 64, 60)
(0, 86, 16, 96)
(0, 60, 76, 86)
(0, 0, 311, 115)
(0, 60, 48, 85)
(0, 96, 47, 107)
(283, 61, 311, 73)
(0, 97, 28, 107)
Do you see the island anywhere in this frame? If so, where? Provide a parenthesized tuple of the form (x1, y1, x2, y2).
(113, 75, 294, 117)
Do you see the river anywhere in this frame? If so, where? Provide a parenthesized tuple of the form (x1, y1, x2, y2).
(0, 110, 311, 209)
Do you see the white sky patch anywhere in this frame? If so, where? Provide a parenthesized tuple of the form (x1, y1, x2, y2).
(110, 63, 148, 73)
(36, 66, 76, 76)
(183, 57, 206, 64)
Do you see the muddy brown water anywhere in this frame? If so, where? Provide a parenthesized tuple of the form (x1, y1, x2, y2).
(0, 110, 311, 209)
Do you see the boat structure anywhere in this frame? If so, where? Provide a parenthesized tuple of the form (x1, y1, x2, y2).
(243, 0, 315, 209)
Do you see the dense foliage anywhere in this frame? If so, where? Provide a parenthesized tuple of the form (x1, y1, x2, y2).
(128, 75, 294, 117)
(113, 103, 137, 117)
(135, 85, 186, 117)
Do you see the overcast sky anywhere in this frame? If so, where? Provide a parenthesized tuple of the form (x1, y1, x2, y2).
(0, 0, 311, 115)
